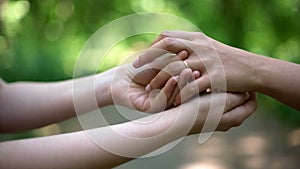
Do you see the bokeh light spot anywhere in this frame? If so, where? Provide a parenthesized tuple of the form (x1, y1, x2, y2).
(44, 20, 64, 41)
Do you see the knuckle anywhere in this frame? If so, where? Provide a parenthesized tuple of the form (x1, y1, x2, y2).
(162, 38, 176, 49)
(194, 60, 206, 71)
(161, 31, 171, 36)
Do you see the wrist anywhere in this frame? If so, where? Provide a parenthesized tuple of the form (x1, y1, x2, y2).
(130, 106, 191, 138)
(210, 39, 254, 91)
(95, 68, 115, 107)
(96, 65, 132, 107)
(226, 45, 265, 92)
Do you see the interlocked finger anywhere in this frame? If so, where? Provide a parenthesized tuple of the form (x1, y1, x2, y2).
(133, 38, 197, 68)
(146, 61, 189, 92)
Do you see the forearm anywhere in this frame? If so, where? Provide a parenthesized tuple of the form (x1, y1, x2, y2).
(218, 41, 300, 110)
(0, 70, 114, 133)
(0, 130, 127, 169)
(253, 54, 300, 110)
(0, 92, 254, 168)
(0, 108, 187, 169)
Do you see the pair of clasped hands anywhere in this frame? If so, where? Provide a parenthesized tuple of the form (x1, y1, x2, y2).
(112, 31, 257, 133)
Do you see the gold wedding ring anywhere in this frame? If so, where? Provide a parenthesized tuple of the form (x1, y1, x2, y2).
(183, 60, 189, 69)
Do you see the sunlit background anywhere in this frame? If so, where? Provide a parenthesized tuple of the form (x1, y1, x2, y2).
(0, 0, 300, 168)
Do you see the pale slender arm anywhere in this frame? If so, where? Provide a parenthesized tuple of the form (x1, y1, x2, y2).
(0, 60, 183, 133)
(0, 93, 256, 169)
(0, 111, 179, 169)
(0, 69, 114, 133)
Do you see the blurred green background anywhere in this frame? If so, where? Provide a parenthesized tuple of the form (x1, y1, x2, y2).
(0, 0, 299, 142)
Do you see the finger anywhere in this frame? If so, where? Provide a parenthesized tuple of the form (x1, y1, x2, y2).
(178, 68, 194, 89)
(167, 76, 179, 107)
(219, 92, 257, 130)
(132, 67, 157, 86)
(169, 69, 194, 106)
(133, 48, 172, 68)
(151, 31, 209, 51)
(164, 76, 180, 109)
(148, 50, 188, 71)
(161, 31, 212, 48)
(160, 76, 177, 102)
(193, 70, 201, 79)
(226, 92, 256, 111)
(157, 31, 200, 41)
(133, 38, 195, 68)
(132, 50, 188, 85)
(150, 33, 168, 46)
(145, 60, 189, 92)
(223, 92, 250, 112)
(148, 77, 177, 112)
(144, 56, 204, 93)
(174, 76, 210, 106)
(169, 68, 193, 98)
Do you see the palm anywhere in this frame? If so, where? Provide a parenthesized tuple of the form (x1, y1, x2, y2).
(128, 82, 169, 112)
(112, 64, 172, 113)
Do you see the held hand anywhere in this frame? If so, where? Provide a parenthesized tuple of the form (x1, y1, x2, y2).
(110, 51, 192, 112)
(216, 92, 257, 132)
(133, 31, 261, 105)
(175, 92, 257, 134)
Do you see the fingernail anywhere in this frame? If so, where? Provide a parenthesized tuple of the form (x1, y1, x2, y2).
(145, 84, 151, 92)
(165, 37, 174, 42)
(186, 68, 192, 72)
(132, 59, 139, 68)
(193, 71, 200, 79)
(178, 50, 189, 59)
(174, 97, 180, 106)
(173, 76, 179, 82)
(175, 100, 180, 106)
(172, 77, 177, 85)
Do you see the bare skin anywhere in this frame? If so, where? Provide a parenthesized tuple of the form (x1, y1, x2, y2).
(0, 56, 257, 168)
(133, 31, 300, 111)
(0, 91, 256, 169)
(0, 51, 187, 132)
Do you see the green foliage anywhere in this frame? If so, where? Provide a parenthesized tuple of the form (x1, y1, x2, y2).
(0, 0, 299, 128)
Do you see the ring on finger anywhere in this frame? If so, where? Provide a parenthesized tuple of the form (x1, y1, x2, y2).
(183, 60, 189, 69)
